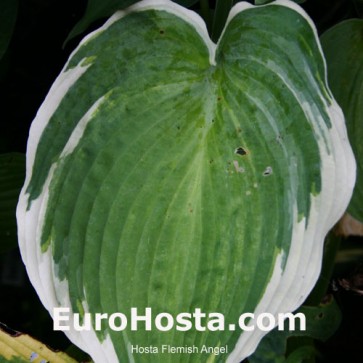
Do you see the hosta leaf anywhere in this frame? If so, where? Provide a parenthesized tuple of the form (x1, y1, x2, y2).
(0, 323, 77, 363)
(285, 346, 315, 363)
(321, 19, 363, 222)
(249, 296, 341, 362)
(17, 1, 355, 362)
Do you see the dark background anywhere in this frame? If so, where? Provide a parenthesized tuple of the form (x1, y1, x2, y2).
(0, 0, 362, 362)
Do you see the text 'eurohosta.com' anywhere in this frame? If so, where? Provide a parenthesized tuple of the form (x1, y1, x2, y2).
(53, 307, 306, 332)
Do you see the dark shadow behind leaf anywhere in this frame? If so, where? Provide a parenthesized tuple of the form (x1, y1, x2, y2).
(0, 153, 25, 253)
(0, 0, 19, 61)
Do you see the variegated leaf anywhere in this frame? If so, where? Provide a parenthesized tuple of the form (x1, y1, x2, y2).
(0, 323, 78, 363)
(17, 1, 355, 362)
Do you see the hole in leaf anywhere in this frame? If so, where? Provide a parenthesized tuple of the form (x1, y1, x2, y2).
(235, 147, 247, 156)
(263, 166, 273, 176)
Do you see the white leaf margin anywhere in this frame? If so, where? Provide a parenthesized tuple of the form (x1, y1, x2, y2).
(16, 1, 356, 362)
